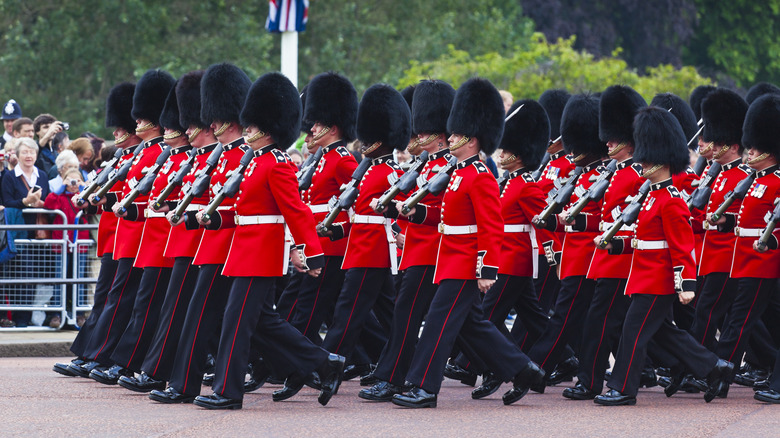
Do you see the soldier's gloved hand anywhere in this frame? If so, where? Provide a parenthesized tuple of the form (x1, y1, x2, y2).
(307, 267, 322, 278)
(678, 291, 695, 305)
(370, 198, 387, 214)
(316, 224, 334, 237)
(477, 279, 495, 293)
(71, 193, 88, 209)
(89, 193, 106, 206)
(195, 210, 210, 226)
(166, 211, 185, 227)
(112, 202, 127, 218)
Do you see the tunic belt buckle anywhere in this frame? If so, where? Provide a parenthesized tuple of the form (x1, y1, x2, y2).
(631, 239, 668, 250)
(735, 227, 762, 237)
(350, 214, 386, 224)
(235, 214, 285, 226)
(504, 224, 532, 233)
(439, 223, 478, 235)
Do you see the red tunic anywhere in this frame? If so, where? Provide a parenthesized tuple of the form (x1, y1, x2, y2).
(113, 138, 165, 260)
(398, 150, 449, 269)
(498, 169, 547, 277)
(730, 166, 780, 278)
(698, 159, 752, 276)
(587, 160, 644, 279)
(620, 179, 697, 295)
(219, 145, 324, 277)
(132, 146, 192, 268)
(96, 145, 136, 256)
(535, 150, 574, 259)
(301, 141, 359, 257)
(558, 161, 604, 278)
(163, 143, 215, 258)
(431, 155, 502, 283)
(673, 167, 702, 264)
(338, 155, 404, 271)
(192, 138, 248, 266)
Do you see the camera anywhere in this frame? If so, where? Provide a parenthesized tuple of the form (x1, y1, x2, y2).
(61, 122, 70, 131)
(68, 178, 78, 186)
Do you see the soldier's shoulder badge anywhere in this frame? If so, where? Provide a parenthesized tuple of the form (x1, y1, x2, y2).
(667, 186, 682, 198)
(521, 173, 535, 183)
(738, 163, 753, 174)
(631, 163, 644, 174)
(388, 160, 402, 171)
(335, 146, 350, 157)
(271, 149, 286, 163)
(473, 161, 489, 174)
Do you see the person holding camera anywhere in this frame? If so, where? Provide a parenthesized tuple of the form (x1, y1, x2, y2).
(33, 113, 67, 176)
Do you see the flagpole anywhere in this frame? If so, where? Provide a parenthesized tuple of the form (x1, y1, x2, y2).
(281, 31, 298, 88)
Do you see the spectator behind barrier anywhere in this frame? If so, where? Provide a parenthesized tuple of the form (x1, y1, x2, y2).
(33, 113, 64, 176)
(12, 117, 34, 139)
(67, 137, 95, 179)
(49, 150, 79, 192)
(286, 146, 303, 168)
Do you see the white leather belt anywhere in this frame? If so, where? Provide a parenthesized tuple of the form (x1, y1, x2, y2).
(217, 206, 232, 211)
(564, 225, 582, 233)
(145, 209, 166, 218)
(631, 239, 668, 250)
(735, 227, 762, 237)
(351, 214, 386, 224)
(504, 224, 532, 233)
(439, 224, 478, 235)
(309, 204, 329, 214)
(600, 222, 635, 232)
(235, 215, 285, 226)
(186, 204, 206, 212)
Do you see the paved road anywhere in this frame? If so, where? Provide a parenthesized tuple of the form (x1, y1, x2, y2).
(3, 357, 778, 437)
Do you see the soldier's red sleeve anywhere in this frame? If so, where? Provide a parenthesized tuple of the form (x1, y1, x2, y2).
(473, 172, 503, 280)
(517, 181, 548, 224)
(663, 197, 697, 293)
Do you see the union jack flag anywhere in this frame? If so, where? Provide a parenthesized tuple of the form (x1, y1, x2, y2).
(266, 0, 309, 33)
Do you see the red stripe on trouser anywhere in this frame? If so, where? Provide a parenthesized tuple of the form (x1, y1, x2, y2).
(286, 299, 297, 321)
(537, 268, 551, 300)
(420, 282, 467, 387)
(182, 268, 219, 393)
(700, 278, 728, 344)
(389, 267, 428, 382)
(590, 281, 620, 388)
(126, 269, 164, 367)
(487, 277, 509, 321)
(94, 265, 134, 359)
(152, 263, 192, 375)
(728, 279, 762, 362)
(334, 269, 368, 353)
(220, 278, 253, 395)
(303, 257, 330, 334)
(540, 277, 584, 368)
(621, 296, 657, 393)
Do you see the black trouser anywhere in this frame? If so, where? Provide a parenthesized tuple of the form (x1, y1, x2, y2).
(608, 294, 718, 397)
(276, 270, 306, 319)
(527, 275, 596, 373)
(111, 266, 173, 371)
(533, 254, 560, 314)
(168, 264, 231, 396)
(321, 267, 394, 362)
(690, 272, 738, 351)
(141, 258, 200, 381)
(373, 265, 437, 386)
(70, 253, 118, 357)
(715, 277, 775, 368)
(211, 276, 329, 401)
(283, 255, 346, 343)
(576, 278, 631, 393)
(405, 279, 531, 394)
(81, 258, 143, 364)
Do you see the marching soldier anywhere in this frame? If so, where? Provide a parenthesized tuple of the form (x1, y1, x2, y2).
(192, 72, 344, 410)
(593, 107, 733, 406)
(360, 79, 455, 401)
(392, 78, 544, 408)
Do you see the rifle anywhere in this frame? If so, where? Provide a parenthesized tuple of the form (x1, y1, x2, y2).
(531, 151, 552, 181)
(75, 148, 124, 206)
(151, 148, 198, 210)
(400, 156, 458, 215)
(297, 147, 323, 191)
(200, 148, 255, 224)
(691, 155, 708, 177)
(687, 162, 723, 211)
(373, 151, 430, 213)
(169, 143, 224, 222)
(533, 166, 584, 227)
(316, 157, 373, 234)
(92, 142, 146, 203)
(597, 179, 652, 249)
(756, 199, 780, 251)
(564, 159, 618, 223)
(710, 171, 756, 222)
(115, 146, 172, 216)
(496, 170, 510, 193)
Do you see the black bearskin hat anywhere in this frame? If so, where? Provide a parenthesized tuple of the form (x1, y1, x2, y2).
(303, 72, 358, 142)
(539, 89, 571, 140)
(105, 82, 136, 132)
(412, 79, 456, 136)
(689, 85, 716, 121)
(400, 85, 416, 110)
(599, 85, 647, 144)
(131, 69, 175, 125)
(200, 63, 251, 125)
(560, 93, 605, 157)
(499, 99, 549, 170)
(701, 88, 748, 146)
(651, 93, 698, 147)
(299, 84, 312, 134)
(742, 94, 780, 156)
(447, 77, 505, 155)
(159, 80, 185, 133)
(633, 107, 689, 174)
(745, 82, 780, 105)
(356, 84, 411, 151)
(176, 70, 206, 129)
(240, 72, 302, 149)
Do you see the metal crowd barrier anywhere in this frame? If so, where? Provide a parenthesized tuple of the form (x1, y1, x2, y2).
(0, 208, 99, 331)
